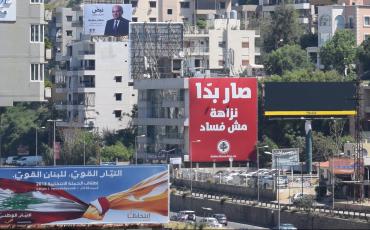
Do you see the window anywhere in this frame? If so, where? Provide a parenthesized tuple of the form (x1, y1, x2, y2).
(365, 16, 370, 26)
(66, 30, 72, 36)
(131, 1, 138, 7)
(242, 42, 249, 48)
(218, 41, 225, 48)
(195, 59, 201, 68)
(30, 25, 44, 42)
(167, 9, 173, 15)
(149, 1, 156, 8)
(149, 17, 157, 22)
(242, 60, 250, 66)
(30, 64, 44, 81)
(132, 17, 138, 22)
(349, 17, 354, 28)
(180, 2, 190, 8)
(124, 0, 130, 4)
(30, 0, 44, 3)
(115, 93, 122, 101)
(66, 16, 72, 21)
(115, 76, 122, 82)
(114, 110, 122, 118)
(219, 2, 226, 9)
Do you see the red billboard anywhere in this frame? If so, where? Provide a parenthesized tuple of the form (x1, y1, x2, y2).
(189, 78, 258, 162)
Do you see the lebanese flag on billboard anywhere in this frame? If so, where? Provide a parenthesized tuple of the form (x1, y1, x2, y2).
(54, 142, 61, 160)
(189, 78, 258, 162)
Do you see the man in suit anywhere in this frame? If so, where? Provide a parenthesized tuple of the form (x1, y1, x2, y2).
(104, 5, 130, 36)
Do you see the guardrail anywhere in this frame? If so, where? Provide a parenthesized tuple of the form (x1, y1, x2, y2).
(173, 189, 370, 222)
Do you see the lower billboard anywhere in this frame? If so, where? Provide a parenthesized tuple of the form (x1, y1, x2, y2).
(272, 148, 300, 170)
(0, 166, 168, 226)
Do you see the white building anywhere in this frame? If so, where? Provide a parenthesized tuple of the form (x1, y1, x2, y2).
(0, 0, 48, 106)
(184, 17, 261, 77)
(53, 7, 136, 132)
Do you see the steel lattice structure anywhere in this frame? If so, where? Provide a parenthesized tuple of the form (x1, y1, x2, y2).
(130, 22, 184, 80)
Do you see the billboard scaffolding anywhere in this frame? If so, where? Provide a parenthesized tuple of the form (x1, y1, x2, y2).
(130, 22, 184, 80)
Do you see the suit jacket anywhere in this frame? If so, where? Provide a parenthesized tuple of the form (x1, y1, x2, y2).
(104, 17, 129, 36)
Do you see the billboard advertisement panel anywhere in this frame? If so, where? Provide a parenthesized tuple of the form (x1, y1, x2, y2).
(189, 78, 258, 162)
(0, 166, 168, 226)
(272, 148, 300, 170)
(84, 4, 132, 36)
(0, 0, 16, 22)
(264, 82, 356, 116)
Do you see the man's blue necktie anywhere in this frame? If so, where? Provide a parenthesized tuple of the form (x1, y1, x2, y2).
(113, 20, 118, 33)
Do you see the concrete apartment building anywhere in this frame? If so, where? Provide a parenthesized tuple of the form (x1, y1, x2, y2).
(184, 17, 261, 77)
(318, 0, 370, 48)
(53, 5, 136, 132)
(131, 0, 234, 24)
(0, 0, 48, 106)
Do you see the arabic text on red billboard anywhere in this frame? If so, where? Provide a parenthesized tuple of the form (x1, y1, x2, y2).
(189, 78, 257, 162)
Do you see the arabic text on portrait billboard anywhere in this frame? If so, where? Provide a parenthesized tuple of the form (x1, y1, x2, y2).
(84, 4, 132, 36)
(189, 78, 258, 162)
(0, 166, 168, 226)
(0, 0, 16, 22)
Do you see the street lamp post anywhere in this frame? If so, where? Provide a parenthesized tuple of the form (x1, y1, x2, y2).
(135, 134, 145, 165)
(265, 151, 280, 228)
(35, 126, 45, 166)
(190, 140, 201, 196)
(47, 119, 62, 166)
(257, 145, 269, 202)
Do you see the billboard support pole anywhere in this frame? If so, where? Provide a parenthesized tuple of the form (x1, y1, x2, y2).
(305, 120, 312, 174)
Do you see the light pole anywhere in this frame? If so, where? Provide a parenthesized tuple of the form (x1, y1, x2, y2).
(257, 145, 269, 202)
(135, 134, 145, 165)
(190, 140, 201, 196)
(265, 151, 280, 228)
(35, 126, 45, 165)
(47, 119, 62, 166)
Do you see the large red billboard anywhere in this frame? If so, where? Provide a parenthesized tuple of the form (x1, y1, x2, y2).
(189, 78, 258, 162)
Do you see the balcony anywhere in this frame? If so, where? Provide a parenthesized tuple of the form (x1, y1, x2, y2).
(298, 17, 309, 24)
(184, 47, 209, 56)
(72, 20, 83, 27)
(78, 50, 95, 59)
(255, 47, 261, 55)
(133, 118, 186, 126)
(55, 100, 67, 110)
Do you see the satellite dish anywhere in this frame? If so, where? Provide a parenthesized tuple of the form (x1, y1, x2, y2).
(179, 51, 185, 58)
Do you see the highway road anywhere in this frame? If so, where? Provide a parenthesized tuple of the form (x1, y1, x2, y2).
(170, 212, 268, 229)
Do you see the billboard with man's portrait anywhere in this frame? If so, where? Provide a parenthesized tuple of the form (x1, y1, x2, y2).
(84, 4, 132, 36)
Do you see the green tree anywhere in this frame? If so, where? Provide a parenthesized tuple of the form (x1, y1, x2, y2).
(357, 37, 370, 73)
(60, 129, 101, 165)
(263, 44, 313, 75)
(101, 141, 133, 162)
(320, 29, 357, 75)
(262, 4, 303, 52)
(266, 69, 351, 82)
(0, 103, 50, 155)
(300, 33, 318, 49)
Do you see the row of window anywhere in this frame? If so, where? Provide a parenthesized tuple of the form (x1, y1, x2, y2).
(30, 64, 44, 81)
(128, 1, 190, 9)
(30, 24, 44, 42)
(30, 0, 43, 3)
